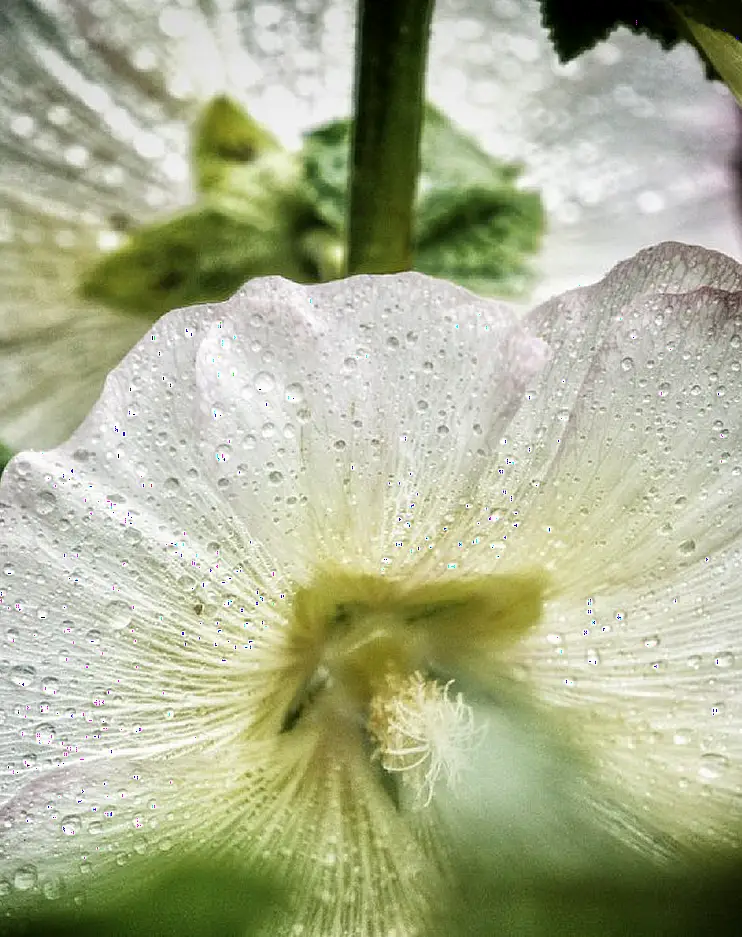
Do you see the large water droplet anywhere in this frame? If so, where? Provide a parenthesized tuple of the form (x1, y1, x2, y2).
(10, 665, 36, 688)
(254, 371, 275, 393)
(698, 752, 729, 781)
(13, 866, 37, 891)
(35, 490, 56, 516)
(61, 815, 80, 836)
(215, 443, 232, 463)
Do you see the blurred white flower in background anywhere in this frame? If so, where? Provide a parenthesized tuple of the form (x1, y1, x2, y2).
(0, 0, 739, 452)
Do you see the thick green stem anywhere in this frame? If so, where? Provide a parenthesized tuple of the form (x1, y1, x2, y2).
(346, 0, 435, 275)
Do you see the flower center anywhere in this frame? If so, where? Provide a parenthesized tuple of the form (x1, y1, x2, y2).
(281, 569, 545, 807)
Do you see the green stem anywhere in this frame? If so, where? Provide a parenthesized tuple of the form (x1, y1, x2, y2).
(346, 0, 435, 275)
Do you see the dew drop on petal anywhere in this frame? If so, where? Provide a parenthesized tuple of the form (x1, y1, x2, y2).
(35, 490, 56, 515)
(61, 815, 80, 836)
(13, 866, 37, 891)
(698, 752, 729, 781)
(620, 357, 634, 372)
(268, 470, 283, 485)
(163, 477, 180, 496)
(254, 371, 275, 393)
(687, 654, 702, 670)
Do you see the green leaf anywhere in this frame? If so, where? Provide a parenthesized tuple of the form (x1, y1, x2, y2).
(0, 857, 287, 937)
(191, 94, 281, 192)
(681, 13, 742, 104)
(0, 440, 13, 476)
(79, 152, 322, 317)
(301, 104, 545, 296)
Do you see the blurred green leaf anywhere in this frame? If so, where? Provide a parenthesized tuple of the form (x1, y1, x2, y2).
(80, 151, 324, 317)
(79, 98, 544, 317)
(435, 853, 742, 937)
(0, 440, 13, 475)
(192, 94, 281, 192)
(302, 103, 545, 296)
(0, 857, 288, 937)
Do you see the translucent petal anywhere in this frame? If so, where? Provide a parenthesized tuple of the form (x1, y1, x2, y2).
(192, 272, 545, 579)
(3, 270, 536, 930)
(495, 242, 742, 848)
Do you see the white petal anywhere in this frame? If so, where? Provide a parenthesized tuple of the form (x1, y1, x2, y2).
(193, 273, 546, 580)
(497, 243, 742, 847)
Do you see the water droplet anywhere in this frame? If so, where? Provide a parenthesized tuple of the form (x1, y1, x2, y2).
(342, 358, 357, 374)
(107, 598, 133, 630)
(3, 564, 14, 576)
(255, 371, 275, 393)
(556, 409, 570, 423)
(123, 527, 143, 546)
(13, 866, 37, 891)
(643, 635, 660, 649)
(35, 490, 56, 516)
(386, 336, 400, 349)
(714, 652, 734, 668)
(6, 628, 18, 644)
(698, 752, 729, 781)
(163, 477, 180, 497)
(10, 665, 36, 688)
(43, 878, 61, 900)
(586, 649, 600, 665)
(86, 629, 102, 645)
(268, 470, 283, 485)
(620, 357, 634, 372)
(416, 399, 429, 411)
(333, 439, 347, 451)
(686, 654, 702, 670)
(657, 382, 671, 397)
(672, 728, 693, 745)
(34, 723, 55, 744)
(436, 425, 449, 435)
(215, 443, 232, 463)
(678, 539, 696, 555)
(61, 815, 80, 836)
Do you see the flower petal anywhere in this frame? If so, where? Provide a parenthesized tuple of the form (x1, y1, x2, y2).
(498, 242, 742, 847)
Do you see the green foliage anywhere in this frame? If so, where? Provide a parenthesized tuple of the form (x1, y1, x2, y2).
(80, 151, 326, 317)
(192, 94, 281, 192)
(539, 0, 742, 81)
(0, 440, 12, 476)
(78, 97, 544, 317)
(302, 103, 545, 296)
(436, 853, 742, 936)
(0, 857, 287, 937)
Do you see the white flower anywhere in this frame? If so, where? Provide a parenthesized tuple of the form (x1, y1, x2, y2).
(0, 0, 738, 451)
(1, 241, 741, 933)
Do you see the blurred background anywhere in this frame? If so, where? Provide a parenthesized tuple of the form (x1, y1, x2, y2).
(0, 0, 740, 455)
